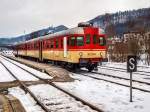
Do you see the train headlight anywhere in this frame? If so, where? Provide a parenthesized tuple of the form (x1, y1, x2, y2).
(79, 52, 83, 57)
(100, 52, 103, 57)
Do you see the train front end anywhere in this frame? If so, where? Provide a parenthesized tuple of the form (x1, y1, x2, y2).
(77, 23, 107, 71)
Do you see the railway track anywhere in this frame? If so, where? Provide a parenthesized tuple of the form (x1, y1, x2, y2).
(99, 65, 150, 76)
(76, 70, 150, 93)
(0, 61, 50, 112)
(0, 55, 103, 112)
(91, 70, 150, 85)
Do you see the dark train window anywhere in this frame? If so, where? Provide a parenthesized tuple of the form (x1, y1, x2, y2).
(77, 36, 84, 46)
(93, 35, 97, 44)
(31, 44, 33, 49)
(28, 44, 30, 49)
(69, 37, 76, 46)
(67, 38, 69, 45)
(56, 39, 59, 48)
(34, 43, 36, 49)
(61, 39, 63, 48)
(46, 41, 49, 48)
(34, 42, 38, 49)
(86, 34, 90, 44)
(36, 43, 39, 49)
(50, 40, 54, 48)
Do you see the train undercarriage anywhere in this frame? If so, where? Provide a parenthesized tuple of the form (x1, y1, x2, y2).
(15, 54, 99, 72)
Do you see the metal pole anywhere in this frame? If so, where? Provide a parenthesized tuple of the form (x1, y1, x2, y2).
(130, 72, 132, 102)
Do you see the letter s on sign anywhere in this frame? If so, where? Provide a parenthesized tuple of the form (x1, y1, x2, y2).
(129, 58, 135, 70)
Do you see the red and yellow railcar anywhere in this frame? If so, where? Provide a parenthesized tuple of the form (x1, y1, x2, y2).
(14, 23, 107, 71)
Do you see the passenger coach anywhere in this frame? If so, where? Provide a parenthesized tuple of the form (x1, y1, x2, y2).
(14, 22, 107, 71)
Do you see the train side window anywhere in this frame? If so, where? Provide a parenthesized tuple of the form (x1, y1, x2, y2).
(67, 38, 69, 46)
(28, 44, 30, 49)
(34, 43, 36, 49)
(31, 43, 34, 49)
(49, 41, 50, 48)
(46, 40, 49, 48)
(50, 40, 54, 48)
(77, 36, 84, 46)
(86, 34, 90, 44)
(56, 39, 59, 48)
(61, 38, 63, 48)
(93, 35, 97, 44)
(69, 37, 76, 46)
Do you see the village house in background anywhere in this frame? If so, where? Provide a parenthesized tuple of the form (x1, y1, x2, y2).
(107, 31, 150, 65)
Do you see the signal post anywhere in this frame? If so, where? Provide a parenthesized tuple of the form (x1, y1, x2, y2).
(127, 55, 137, 102)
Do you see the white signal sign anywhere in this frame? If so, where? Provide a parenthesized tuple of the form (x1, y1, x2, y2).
(127, 56, 137, 72)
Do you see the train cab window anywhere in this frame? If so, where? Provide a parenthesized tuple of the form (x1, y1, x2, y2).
(56, 39, 59, 48)
(69, 37, 76, 46)
(86, 34, 90, 44)
(93, 35, 97, 44)
(98, 37, 106, 46)
(77, 36, 84, 46)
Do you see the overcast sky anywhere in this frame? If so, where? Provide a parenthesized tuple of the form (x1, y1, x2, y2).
(0, 0, 150, 38)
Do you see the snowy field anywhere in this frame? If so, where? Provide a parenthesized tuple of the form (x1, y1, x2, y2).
(0, 63, 15, 82)
(0, 56, 52, 82)
(0, 50, 14, 57)
(56, 74, 150, 112)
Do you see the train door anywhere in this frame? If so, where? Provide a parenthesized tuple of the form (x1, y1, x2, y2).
(25, 44, 27, 56)
(39, 40, 43, 61)
(63, 37, 67, 58)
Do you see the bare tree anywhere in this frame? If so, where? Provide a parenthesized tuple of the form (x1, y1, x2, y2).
(113, 41, 128, 62)
(127, 36, 140, 57)
(145, 34, 150, 65)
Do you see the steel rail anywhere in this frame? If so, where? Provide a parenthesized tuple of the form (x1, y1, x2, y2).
(99, 66, 150, 76)
(90, 71, 150, 85)
(77, 72, 150, 93)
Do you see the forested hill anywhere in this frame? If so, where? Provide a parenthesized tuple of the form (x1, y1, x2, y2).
(89, 7, 150, 37)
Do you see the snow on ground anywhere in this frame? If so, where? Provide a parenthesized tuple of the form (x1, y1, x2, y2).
(29, 84, 96, 112)
(1, 55, 150, 112)
(0, 57, 38, 81)
(97, 67, 150, 84)
(1, 55, 52, 79)
(0, 63, 15, 82)
(8, 87, 44, 112)
(55, 74, 150, 112)
(9, 84, 96, 112)
(102, 62, 150, 72)
(80, 71, 150, 91)
(1, 50, 14, 57)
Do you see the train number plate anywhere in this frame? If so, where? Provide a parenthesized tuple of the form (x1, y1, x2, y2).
(87, 53, 96, 56)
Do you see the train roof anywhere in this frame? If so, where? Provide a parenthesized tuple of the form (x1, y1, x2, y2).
(15, 26, 105, 45)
